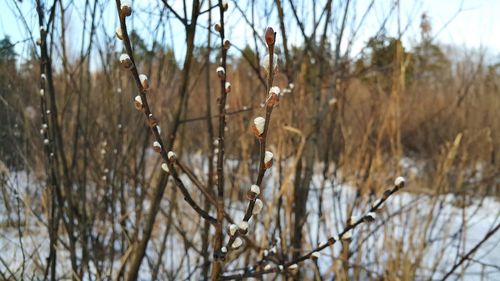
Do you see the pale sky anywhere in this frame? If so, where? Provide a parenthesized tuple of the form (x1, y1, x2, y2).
(1, 0, 499, 65)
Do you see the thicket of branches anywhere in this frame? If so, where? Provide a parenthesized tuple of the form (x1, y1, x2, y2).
(1, 0, 499, 280)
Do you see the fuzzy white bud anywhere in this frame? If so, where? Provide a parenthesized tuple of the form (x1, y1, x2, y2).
(263, 249, 269, 256)
(349, 215, 358, 225)
(115, 27, 123, 40)
(216, 66, 225, 78)
(167, 151, 176, 160)
(311, 251, 320, 259)
(161, 163, 169, 173)
(232, 237, 243, 249)
(139, 74, 149, 90)
(253, 117, 265, 135)
(39, 89, 44, 96)
(221, 246, 227, 253)
(253, 198, 263, 215)
(269, 86, 280, 95)
(229, 224, 238, 236)
(250, 184, 260, 195)
(134, 95, 143, 110)
(328, 97, 337, 106)
(395, 176, 406, 188)
(153, 141, 161, 152)
(264, 151, 273, 168)
(264, 264, 272, 271)
(364, 212, 376, 222)
(238, 221, 249, 232)
(119, 53, 133, 69)
(43, 139, 49, 145)
(225, 82, 231, 93)
(288, 264, 298, 271)
(341, 230, 352, 240)
(278, 265, 284, 271)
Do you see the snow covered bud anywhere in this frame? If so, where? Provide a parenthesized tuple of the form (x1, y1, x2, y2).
(228, 224, 238, 236)
(221, 246, 227, 253)
(252, 198, 263, 215)
(223, 39, 231, 50)
(161, 163, 169, 173)
(247, 184, 260, 200)
(167, 151, 176, 161)
(288, 264, 298, 272)
(119, 53, 133, 69)
(394, 176, 406, 188)
(238, 221, 249, 234)
(43, 139, 50, 145)
(120, 2, 132, 17)
(115, 27, 123, 40)
(311, 251, 320, 260)
(267, 86, 280, 108)
(39, 89, 45, 97)
(139, 74, 149, 90)
(214, 23, 222, 32)
(252, 117, 265, 137)
(265, 27, 276, 46)
(225, 82, 231, 93)
(41, 74, 46, 81)
(134, 95, 143, 110)
(153, 141, 162, 153)
(264, 151, 273, 169)
(264, 264, 272, 271)
(232, 237, 243, 249)
(221, 0, 229, 11)
(216, 66, 225, 79)
(363, 212, 376, 223)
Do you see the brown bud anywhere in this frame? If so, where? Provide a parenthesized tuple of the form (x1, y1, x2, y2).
(120, 2, 132, 17)
(222, 0, 229, 11)
(265, 27, 275, 46)
(223, 39, 231, 50)
(214, 23, 222, 32)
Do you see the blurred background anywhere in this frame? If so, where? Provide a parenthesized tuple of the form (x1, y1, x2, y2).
(0, 0, 499, 280)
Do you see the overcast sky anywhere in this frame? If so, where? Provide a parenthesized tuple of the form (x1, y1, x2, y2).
(2, 0, 499, 66)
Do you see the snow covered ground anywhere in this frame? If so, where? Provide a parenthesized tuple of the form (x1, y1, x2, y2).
(1, 168, 499, 280)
